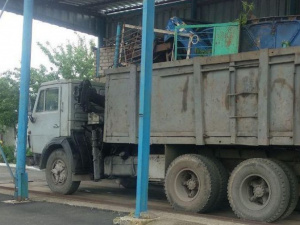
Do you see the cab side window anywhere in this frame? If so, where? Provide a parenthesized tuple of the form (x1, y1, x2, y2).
(45, 89, 59, 111)
(36, 88, 59, 112)
(36, 90, 45, 112)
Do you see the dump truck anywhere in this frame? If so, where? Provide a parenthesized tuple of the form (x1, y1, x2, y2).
(28, 46, 300, 223)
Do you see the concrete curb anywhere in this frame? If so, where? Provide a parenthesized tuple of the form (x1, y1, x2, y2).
(113, 214, 159, 225)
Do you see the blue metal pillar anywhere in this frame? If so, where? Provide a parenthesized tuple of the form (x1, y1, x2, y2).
(15, 0, 34, 201)
(135, 0, 155, 218)
(113, 23, 122, 68)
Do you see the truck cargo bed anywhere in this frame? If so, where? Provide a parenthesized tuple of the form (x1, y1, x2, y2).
(104, 47, 300, 146)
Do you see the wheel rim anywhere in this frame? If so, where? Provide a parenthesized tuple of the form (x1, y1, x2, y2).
(239, 174, 271, 210)
(174, 168, 200, 202)
(51, 159, 67, 185)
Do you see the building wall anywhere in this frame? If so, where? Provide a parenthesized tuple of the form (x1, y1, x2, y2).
(99, 47, 115, 76)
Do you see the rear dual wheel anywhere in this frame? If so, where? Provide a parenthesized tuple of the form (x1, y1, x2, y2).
(164, 154, 225, 213)
(270, 159, 299, 220)
(166, 155, 298, 223)
(228, 158, 294, 222)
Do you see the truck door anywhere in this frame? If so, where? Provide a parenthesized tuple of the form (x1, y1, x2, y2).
(29, 87, 61, 154)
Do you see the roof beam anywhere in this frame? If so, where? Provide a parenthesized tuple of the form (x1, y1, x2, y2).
(197, 0, 232, 6)
(34, 0, 104, 17)
(83, 0, 133, 9)
(0, 0, 105, 36)
(104, 0, 186, 14)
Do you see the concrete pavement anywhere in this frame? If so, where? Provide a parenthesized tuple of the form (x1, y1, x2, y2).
(0, 165, 299, 225)
(0, 193, 124, 225)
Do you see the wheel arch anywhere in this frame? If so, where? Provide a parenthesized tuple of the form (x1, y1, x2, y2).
(165, 145, 207, 174)
(39, 137, 80, 172)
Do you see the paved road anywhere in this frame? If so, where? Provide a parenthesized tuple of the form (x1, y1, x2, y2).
(0, 164, 44, 184)
(0, 193, 124, 225)
(1, 165, 300, 225)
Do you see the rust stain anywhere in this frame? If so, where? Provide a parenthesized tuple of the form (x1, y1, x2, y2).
(182, 76, 189, 112)
(271, 78, 293, 93)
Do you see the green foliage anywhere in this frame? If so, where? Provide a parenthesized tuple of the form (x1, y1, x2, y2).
(0, 66, 58, 128)
(0, 75, 19, 128)
(37, 33, 96, 80)
(237, 1, 255, 25)
(0, 34, 95, 132)
(0, 145, 16, 164)
(30, 65, 59, 95)
(29, 65, 59, 105)
(26, 148, 33, 157)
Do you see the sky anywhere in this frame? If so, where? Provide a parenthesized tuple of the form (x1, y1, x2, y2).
(0, 12, 97, 74)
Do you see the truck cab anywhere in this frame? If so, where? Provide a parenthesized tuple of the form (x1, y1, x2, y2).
(28, 79, 104, 158)
(28, 79, 163, 195)
(28, 79, 107, 195)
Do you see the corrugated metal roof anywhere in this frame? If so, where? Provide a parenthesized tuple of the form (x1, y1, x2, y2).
(105, 0, 297, 38)
(2, 0, 298, 36)
(52, 0, 188, 15)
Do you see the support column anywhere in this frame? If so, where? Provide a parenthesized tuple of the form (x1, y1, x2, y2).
(113, 23, 121, 68)
(135, 0, 155, 218)
(15, 0, 34, 201)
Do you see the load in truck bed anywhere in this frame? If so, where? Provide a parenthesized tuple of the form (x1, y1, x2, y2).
(104, 47, 300, 146)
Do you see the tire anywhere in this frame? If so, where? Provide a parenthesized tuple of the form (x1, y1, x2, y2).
(208, 157, 229, 211)
(228, 158, 290, 222)
(165, 154, 220, 213)
(119, 178, 136, 189)
(271, 159, 299, 219)
(45, 149, 80, 195)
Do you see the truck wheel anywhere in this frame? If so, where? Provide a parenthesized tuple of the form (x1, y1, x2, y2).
(207, 157, 229, 211)
(228, 158, 290, 222)
(271, 159, 299, 219)
(165, 154, 220, 213)
(45, 149, 80, 195)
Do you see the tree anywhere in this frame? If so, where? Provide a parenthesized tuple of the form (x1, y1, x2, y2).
(29, 65, 59, 98)
(0, 34, 96, 133)
(0, 75, 19, 130)
(37, 33, 96, 80)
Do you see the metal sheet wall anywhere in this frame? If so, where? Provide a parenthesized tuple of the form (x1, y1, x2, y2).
(106, 0, 295, 39)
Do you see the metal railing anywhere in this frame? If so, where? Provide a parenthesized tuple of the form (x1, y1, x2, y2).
(174, 22, 240, 60)
(103, 23, 191, 67)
